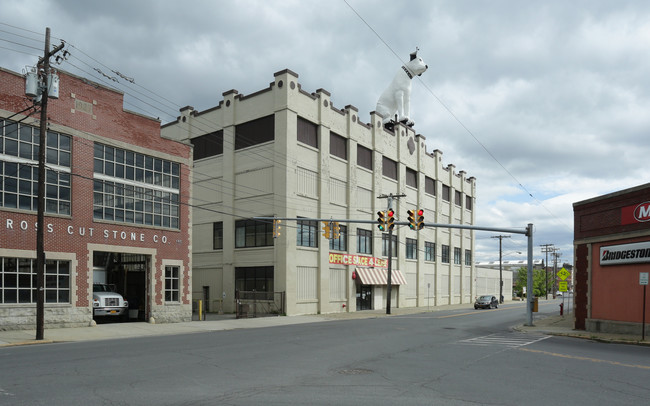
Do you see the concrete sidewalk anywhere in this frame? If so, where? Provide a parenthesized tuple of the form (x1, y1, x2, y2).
(1, 302, 648, 347)
(515, 311, 650, 346)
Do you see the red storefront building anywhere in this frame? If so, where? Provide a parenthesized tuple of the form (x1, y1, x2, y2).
(0, 67, 192, 330)
(573, 183, 650, 335)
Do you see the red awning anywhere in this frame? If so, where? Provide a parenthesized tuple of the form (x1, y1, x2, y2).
(355, 267, 407, 285)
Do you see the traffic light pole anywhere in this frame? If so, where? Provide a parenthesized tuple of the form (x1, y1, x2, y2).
(386, 225, 394, 314)
(378, 193, 404, 315)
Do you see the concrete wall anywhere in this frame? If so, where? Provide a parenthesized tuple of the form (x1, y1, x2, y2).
(162, 68, 477, 316)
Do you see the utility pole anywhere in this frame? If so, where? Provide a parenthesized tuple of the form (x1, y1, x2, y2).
(540, 244, 554, 300)
(552, 248, 561, 299)
(378, 193, 406, 314)
(492, 235, 510, 303)
(35, 28, 65, 340)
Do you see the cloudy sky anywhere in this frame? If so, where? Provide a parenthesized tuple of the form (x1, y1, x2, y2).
(2, 0, 649, 264)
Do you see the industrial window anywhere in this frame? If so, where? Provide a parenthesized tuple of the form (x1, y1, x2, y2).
(296, 219, 318, 248)
(0, 120, 71, 214)
(93, 143, 180, 229)
(454, 247, 462, 264)
(164, 265, 180, 302)
(441, 245, 450, 263)
(235, 219, 273, 248)
(191, 130, 223, 160)
(329, 224, 348, 251)
(465, 249, 472, 266)
(357, 144, 373, 170)
(330, 132, 347, 160)
(382, 156, 397, 180)
(357, 228, 373, 255)
(455, 191, 462, 206)
(442, 185, 450, 202)
(406, 238, 418, 259)
(406, 168, 417, 188)
(213, 222, 223, 250)
(235, 115, 275, 150)
(425, 242, 436, 262)
(235, 266, 274, 293)
(466, 195, 473, 211)
(382, 234, 398, 257)
(0, 257, 70, 304)
(425, 177, 436, 196)
(297, 117, 318, 148)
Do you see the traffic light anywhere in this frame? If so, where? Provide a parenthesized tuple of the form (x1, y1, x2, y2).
(322, 221, 331, 239)
(332, 222, 341, 239)
(386, 209, 395, 231)
(273, 219, 281, 238)
(377, 211, 386, 231)
(407, 209, 416, 229)
(416, 209, 424, 230)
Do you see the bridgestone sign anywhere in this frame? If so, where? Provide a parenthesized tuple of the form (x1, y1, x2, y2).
(600, 241, 650, 266)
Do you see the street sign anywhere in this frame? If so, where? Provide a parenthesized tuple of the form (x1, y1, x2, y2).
(641, 272, 649, 286)
(557, 267, 570, 281)
(558, 281, 568, 292)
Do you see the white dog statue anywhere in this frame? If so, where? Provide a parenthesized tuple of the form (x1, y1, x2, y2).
(375, 49, 428, 128)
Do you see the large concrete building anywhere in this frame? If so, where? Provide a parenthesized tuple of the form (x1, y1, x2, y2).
(0, 67, 193, 330)
(162, 69, 476, 316)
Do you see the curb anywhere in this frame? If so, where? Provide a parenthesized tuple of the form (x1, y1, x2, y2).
(514, 325, 650, 347)
(1, 340, 56, 347)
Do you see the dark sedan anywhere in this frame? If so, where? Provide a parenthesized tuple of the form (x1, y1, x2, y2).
(474, 295, 499, 309)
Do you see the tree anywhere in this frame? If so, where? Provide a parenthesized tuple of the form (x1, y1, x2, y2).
(513, 267, 549, 298)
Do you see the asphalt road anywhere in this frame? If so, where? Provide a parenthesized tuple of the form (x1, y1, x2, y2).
(1, 302, 648, 405)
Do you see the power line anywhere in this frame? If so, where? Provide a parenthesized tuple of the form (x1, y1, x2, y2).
(342, 0, 571, 232)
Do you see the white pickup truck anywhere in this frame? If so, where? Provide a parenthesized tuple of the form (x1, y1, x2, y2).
(92, 283, 129, 317)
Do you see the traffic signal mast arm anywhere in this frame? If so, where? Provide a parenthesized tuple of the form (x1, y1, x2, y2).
(255, 217, 530, 234)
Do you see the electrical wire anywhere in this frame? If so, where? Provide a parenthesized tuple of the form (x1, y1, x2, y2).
(0, 22, 476, 261)
(342, 0, 572, 233)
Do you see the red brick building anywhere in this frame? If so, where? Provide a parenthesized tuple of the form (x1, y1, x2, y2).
(0, 67, 192, 330)
(573, 183, 650, 335)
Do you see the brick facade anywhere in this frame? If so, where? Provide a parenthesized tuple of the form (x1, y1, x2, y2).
(573, 183, 650, 334)
(0, 67, 192, 330)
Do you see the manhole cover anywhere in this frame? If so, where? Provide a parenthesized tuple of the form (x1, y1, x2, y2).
(338, 368, 372, 375)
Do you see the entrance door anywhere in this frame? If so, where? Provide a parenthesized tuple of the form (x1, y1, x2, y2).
(92, 252, 148, 321)
(356, 284, 372, 310)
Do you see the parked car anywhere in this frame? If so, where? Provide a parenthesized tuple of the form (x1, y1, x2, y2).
(474, 295, 499, 309)
(92, 283, 128, 317)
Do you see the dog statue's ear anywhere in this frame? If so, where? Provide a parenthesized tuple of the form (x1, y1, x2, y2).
(410, 47, 419, 61)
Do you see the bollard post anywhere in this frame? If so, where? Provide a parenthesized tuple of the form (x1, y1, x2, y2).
(198, 299, 203, 321)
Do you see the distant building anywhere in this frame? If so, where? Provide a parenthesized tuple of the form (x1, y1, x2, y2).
(474, 259, 543, 272)
(0, 67, 192, 330)
(474, 267, 512, 300)
(573, 183, 650, 334)
(162, 69, 477, 315)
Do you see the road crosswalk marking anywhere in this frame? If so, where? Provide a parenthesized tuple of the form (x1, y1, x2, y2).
(458, 333, 551, 348)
